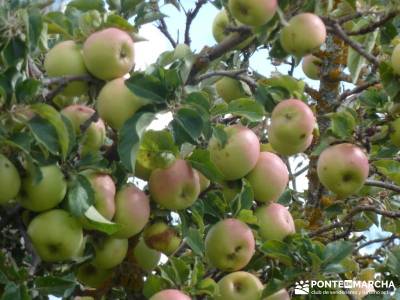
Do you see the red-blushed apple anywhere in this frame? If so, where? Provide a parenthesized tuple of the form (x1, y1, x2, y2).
(197, 171, 210, 192)
(150, 289, 191, 300)
(215, 77, 247, 103)
(61, 104, 106, 156)
(113, 185, 150, 238)
(208, 125, 260, 180)
(44, 40, 88, 97)
(76, 262, 113, 289)
(302, 55, 322, 80)
(97, 77, 148, 130)
(246, 152, 289, 203)
(149, 159, 200, 210)
(212, 10, 253, 48)
(391, 43, 400, 75)
(133, 238, 161, 271)
(229, 0, 277, 27)
(216, 271, 263, 300)
(143, 222, 182, 255)
(255, 203, 295, 241)
(280, 13, 327, 57)
(92, 237, 128, 269)
(264, 289, 290, 300)
(83, 27, 134, 80)
(317, 143, 369, 198)
(19, 164, 67, 212)
(205, 218, 255, 271)
(390, 118, 400, 147)
(269, 99, 316, 156)
(0, 154, 21, 204)
(27, 209, 83, 262)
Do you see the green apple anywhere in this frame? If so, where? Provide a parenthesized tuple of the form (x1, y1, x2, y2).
(92, 237, 128, 269)
(143, 222, 181, 255)
(390, 118, 400, 147)
(76, 262, 113, 289)
(229, 0, 277, 27)
(216, 271, 263, 300)
(197, 171, 210, 193)
(269, 99, 316, 156)
(133, 238, 161, 271)
(113, 185, 150, 238)
(212, 10, 253, 48)
(97, 77, 148, 130)
(302, 54, 322, 80)
(0, 154, 21, 204)
(44, 40, 88, 97)
(246, 151, 289, 203)
(150, 289, 191, 300)
(61, 104, 106, 156)
(264, 289, 290, 300)
(317, 143, 369, 198)
(255, 203, 295, 241)
(27, 209, 83, 262)
(280, 13, 327, 57)
(391, 43, 400, 75)
(149, 159, 200, 210)
(19, 164, 67, 212)
(215, 77, 247, 103)
(209, 125, 260, 180)
(83, 27, 134, 80)
(205, 218, 255, 272)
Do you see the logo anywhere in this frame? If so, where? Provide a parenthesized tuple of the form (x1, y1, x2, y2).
(295, 280, 310, 295)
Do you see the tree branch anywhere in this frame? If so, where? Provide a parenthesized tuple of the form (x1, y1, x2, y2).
(355, 234, 399, 252)
(339, 80, 379, 101)
(184, 0, 207, 45)
(346, 11, 399, 36)
(80, 111, 99, 134)
(157, 18, 177, 48)
(364, 179, 400, 193)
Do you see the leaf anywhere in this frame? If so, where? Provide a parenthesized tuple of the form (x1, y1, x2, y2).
(261, 240, 293, 265)
(105, 14, 135, 32)
(27, 115, 59, 155)
(34, 275, 76, 297)
(374, 160, 400, 185)
(67, 174, 94, 217)
(327, 109, 357, 139)
(30, 104, 70, 159)
(379, 62, 400, 100)
(44, 12, 72, 36)
(1, 282, 30, 300)
(67, 0, 106, 12)
(237, 209, 258, 225)
(143, 275, 169, 299)
(118, 111, 155, 172)
(171, 108, 203, 145)
(187, 149, 223, 183)
(125, 73, 167, 104)
(185, 228, 204, 256)
(15, 79, 41, 103)
(231, 179, 254, 216)
(322, 240, 354, 269)
(227, 98, 265, 122)
(84, 206, 122, 235)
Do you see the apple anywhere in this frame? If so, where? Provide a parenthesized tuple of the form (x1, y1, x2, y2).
(246, 152, 289, 203)
(269, 99, 316, 156)
(113, 185, 150, 238)
(61, 104, 106, 156)
(255, 203, 295, 241)
(173, 43, 191, 59)
(97, 77, 148, 130)
(132, 238, 161, 271)
(208, 125, 260, 180)
(27, 209, 83, 262)
(92, 237, 128, 269)
(302, 55, 322, 80)
(197, 171, 210, 193)
(205, 218, 255, 271)
(215, 77, 247, 103)
(212, 10, 253, 48)
(19, 164, 67, 212)
(390, 118, 400, 147)
(229, 0, 277, 27)
(0, 154, 21, 204)
(264, 289, 290, 300)
(149, 159, 200, 210)
(317, 143, 369, 197)
(150, 289, 191, 300)
(76, 262, 113, 289)
(280, 13, 327, 57)
(391, 43, 400, 75)
(143, 222, 181, 255)
(83, 27, 134, 80)
(44, 40, 88, 97)
(216, 271, 263, 300)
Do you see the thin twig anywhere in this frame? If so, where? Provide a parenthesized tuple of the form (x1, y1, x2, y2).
(184, 0, 207, 45)
(355, 234, 399, 252)
(364, 179, 400, 193)
(157, 18, 177, 48)
(80, 111, 99, 134)
(346, 11, 399, 36)
(339, 80, 379, 101)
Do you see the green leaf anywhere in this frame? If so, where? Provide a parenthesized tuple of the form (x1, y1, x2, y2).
(187, 149, 223, 183)
(322, 240, 354, 269)
(373, 160, 400, 185)
(34, 275, 76, 298)
(118, 111, 155, 172)
(125, 73, 167, 103)
(84, 206, 122, 235)
(27, 115, 59, 155)
(105, 14, 135, 32)
(25, 8, 43, 52)
(387, 247, 400, 277)
(171, 108, 203, 144)
(1, 282, 30, 300)
(186, 228, 204, 256)
(44, 12, 72, 36)
(380, 62, 400, 100)
(169, 257, 191, 286)
(67, 174, 94, 217)
(30, 104, 70, 159)
(327, 109, 357, 139)
(226, 98, 265, 122)
(67, 0, 106, 12)
(261, 240, 293, 265)
(231, 179, 254, 216)
(237, 209, 258, 225)
(15, 79, 41, 103)
(143, 275, 170, 299)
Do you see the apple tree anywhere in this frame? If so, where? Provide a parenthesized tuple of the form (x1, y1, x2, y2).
(1, 0, 400, 299)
